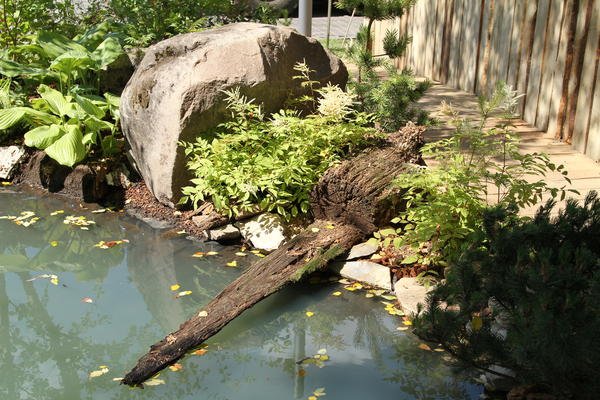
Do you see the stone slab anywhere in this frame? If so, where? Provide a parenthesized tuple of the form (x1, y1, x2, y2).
(330, 260, 392, 291)
(394, 277, 432, 316)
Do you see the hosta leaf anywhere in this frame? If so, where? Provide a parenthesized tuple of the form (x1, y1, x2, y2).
(84, 116, 113, 132)
(91, 37, 124, 69)
(37, 85, 76, 118)
(76, 21, 113, 50)
(0, 59, 46, 78)
(0, 107, 27, 129)
(44, 125, 87, 166)
(37, 31, 88, 59)
(73, 93, 105, 119)
(24, 124, 63, 149)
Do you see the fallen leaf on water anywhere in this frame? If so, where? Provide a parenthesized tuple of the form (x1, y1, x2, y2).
(309, 396, 317, 400)
(175, 290, 192, 298)
(176, 230, 186, 235)
(91, 208, 107, 214)
(298, 368, 306, 377)
(381, 294, 397, 301)
(365, 293, 374, 298)
(338, 278, 351, 284)
(313, 387, 326, 397)
(317, 348, 327, 355)
(255, 253, 266, 258)
(82, 297, 93, 304)
(94, 239, 129, 249)
(250, 250, 261, 254)
(168, 363, 183, 372)
(434, 348, 445, 352)
(50, 241, 59, 247)
(1, 181, 12, 186)
(198, 310, 208, 317)
(396, 326, 409, 331)
(144, 378, 165, 386)
(50, 210, 64, 216)
(89, 366, 109, 379)
(403, 319, 413, 326)
(112, 377, 123, 382)
(192, 349, 208, 356)
(418, 343, 432, 351)
(206, 251, 219, 256)
(50, 277, 59, 285)
(226, 261, 238, 267)
(192, 251, 205, 258)
(170, 284, 180, 291)
(235, 252, 247, 257)
(64, 215, 95, 228)
(305, 311, 314, 317)
(331, 291, 342, 297)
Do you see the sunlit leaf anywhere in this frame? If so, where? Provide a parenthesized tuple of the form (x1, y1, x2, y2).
(226, 261, 237, 267)
(81, 297, 93, 303)
(317, 348, 327, 355)
(192, 349, 208, 356)
(235, 252, 247, 257)
(311, 227, 320, 233)
(396, 326, 409, 331)
(305, 311, 314, 317)
(144, 378, 165, 386)
(206, 251, 219, 256)
(50, 277, 59, 285)
(331, 291, 342, 296)
(89, 366, 109, 379)
(50, 240, 59, 247)
(50, 210, 64, 216)
(403, 319, 413, 326)
(170, 284, 180, 291)
(192, 251, 205, 258)
(418, 343, 432, 351)
(168, 363, 183, 372)
(175, 290, 192, 298)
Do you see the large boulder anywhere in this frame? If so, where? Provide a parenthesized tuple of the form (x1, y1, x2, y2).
(120, 22, 348, 207)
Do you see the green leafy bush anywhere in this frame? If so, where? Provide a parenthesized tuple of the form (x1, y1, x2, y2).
(388, 83, 573, 264)
(181, 87, 379, 219)
(0, 84, 120, 166)
(413, 192, 600, 399)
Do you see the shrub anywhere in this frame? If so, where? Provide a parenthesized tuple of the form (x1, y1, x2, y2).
(181, 86, 379, 219)
(413, 192, 600, 399)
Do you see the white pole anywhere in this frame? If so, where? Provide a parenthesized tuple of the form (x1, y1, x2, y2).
(298, 0, 313, 37)
(326, 0, 333, 47)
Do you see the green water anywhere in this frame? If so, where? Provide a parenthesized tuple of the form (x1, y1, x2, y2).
(0, 187, 483, 400)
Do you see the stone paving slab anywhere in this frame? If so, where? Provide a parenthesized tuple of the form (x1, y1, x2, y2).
(418, 83, 600, 216)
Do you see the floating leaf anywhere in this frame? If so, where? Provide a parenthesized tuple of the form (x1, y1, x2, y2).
(403, 319, 413, 326)
(226, 261, 237, 267)
(50, 210, 64, 216)
(434, 348, 445, 352)
(198, 310, 208, 317)
(381, 294, 397, 301)
(192, 348, 208, 356)
(168, 363, 183, 372)
(305, 311, 314, 317)
(396, 326, 409, 331)
(50, 240, 59, 247)
(1, 181, 12, 186)
(313, 387, 326, 397)
(235, 252, 247, 257)
(91, 208, 107, 213)
(206, 251, 219, 256)
(81, 297, 93, 303)
(365, 293, 374, 298)
(317, 348, 327, 355)
(176, 230, 186, 235)
(94, 239, 129, 249)
(144, 378, 165, 386)
(331, 291, 342, 297)
(192, 251, 205, 258)
(89, 366, 109, 379)
(170, 284, 180, 291)
(175, 290, 192, 298)
(112, 377, 123, 382)
(50, 277, 59, 285)
(298, 368, 306, 377)
(418, 343, 432, 351)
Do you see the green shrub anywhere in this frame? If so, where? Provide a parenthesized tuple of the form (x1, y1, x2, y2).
(413, 192, 600, 399)
(181, 86, 379, 219)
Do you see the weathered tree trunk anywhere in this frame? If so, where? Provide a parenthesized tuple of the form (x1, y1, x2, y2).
(122, 124, 425, 386)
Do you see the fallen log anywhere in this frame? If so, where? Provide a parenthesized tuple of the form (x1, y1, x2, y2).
(122, 124, 425, 386)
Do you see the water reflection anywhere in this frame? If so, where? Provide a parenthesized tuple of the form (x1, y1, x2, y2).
(0, 188, 482, 399)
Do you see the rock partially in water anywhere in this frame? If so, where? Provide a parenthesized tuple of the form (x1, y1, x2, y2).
(346, 241, 379, 260)
(394, 277, 432, 316)
(208, 224, 241, 243)
(236, 213, 287, 251)
(0, 146, 26, 180)
(121, 22, 348, 206)
(331, 260, 393, 290)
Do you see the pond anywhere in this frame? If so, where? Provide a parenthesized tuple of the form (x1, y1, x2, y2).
(0, 186, 483, 400)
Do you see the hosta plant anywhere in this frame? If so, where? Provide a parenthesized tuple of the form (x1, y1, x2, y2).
(0, 84, 120, 166)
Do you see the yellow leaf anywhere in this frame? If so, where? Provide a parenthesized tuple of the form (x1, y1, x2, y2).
(255, 253, 266, 258)
(396, 326, 409, 331)
(310, 227, 320, 233)
(192, 349, 208, 356)
(434, 348, 445, 352)
(192, 252, 204, 258)
(331, 291, 342, 296)
(170, 284, 180, 291)
(403, 320, 413, 326)
(308, 397, 317, 400)
(175, 290, 192, 298)
(226, 261, 238, 267)
(298, 368, 306, 377)
(314, 388, 326, 396)
(50, 210, 64, 216)
(89, 366, 109, 379)
(112, 377, 123, 382)
(317, 348, 327, 355)
(177, 230, 186, 235)
(198, 310, 208, 317)
(471, 315, 483, 331)
(418, 343, 432, 351)
(344, 286, 357, 291)
(144, 378, 165, 386)
(319, 355, 329, 361)
(235, 252, 247, 257)
(325, 224, 335, 229)
(50, 277, 59, 286)
(50, 241, 59, 247)
(206, 251, 219, 256)
(168, 363, 183, 372)
(370, 253, 383, 260)
(381, 294, 397, 301)
(1, 181, 12, 186)
(305, 311, 314, 317)
(365, 293, 374, 298)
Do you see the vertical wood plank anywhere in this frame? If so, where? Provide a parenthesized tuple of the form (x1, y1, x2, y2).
(516, 0, 539, 115)
(571, 0, 598, 151)
(535, 0, 564, 131)
(506, 0, 525, 89)
(478, 0, 494, 95)
(523, 0, 550, 125)
(448, 0, 466, 88)
(440, 0, 455, 83)
(547, 0, 570, 135)
(431, 0, 444, 81)
(488, 0, 513, 92)
(460, 0, 483, 91)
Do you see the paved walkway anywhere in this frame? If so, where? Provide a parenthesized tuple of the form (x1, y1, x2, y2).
(418, 83, 600, 216)
(286, 15, 364, 39)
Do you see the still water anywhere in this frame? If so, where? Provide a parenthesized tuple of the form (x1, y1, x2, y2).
(0, 187, 483, 400)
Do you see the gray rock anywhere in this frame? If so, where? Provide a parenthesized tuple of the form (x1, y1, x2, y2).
(121, 22, 348, 206)
(208, 224, 241, 242)
(0, 146, 26, 180)
(478, 365, 516, 392)
(346, 241, 379, 260)
(330, 260, 392, 290)
(394, 277, 432, 316)
(236, 213, 287, 251)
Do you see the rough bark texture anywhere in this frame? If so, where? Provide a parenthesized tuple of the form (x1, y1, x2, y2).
(121, 124, 425, 386)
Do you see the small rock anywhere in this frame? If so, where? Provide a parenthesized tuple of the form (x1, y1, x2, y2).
(479, 365, 516, 393)
(394, 277, 433, 316)
(236, 213, 287, 251)
(208, 224, 241, 242)
(0, 146, 26, 180)
(330, 260, 392, 290)
(346, 242, 379, 260)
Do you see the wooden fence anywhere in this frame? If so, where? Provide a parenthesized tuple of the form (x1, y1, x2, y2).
(372, 0, 600, 160)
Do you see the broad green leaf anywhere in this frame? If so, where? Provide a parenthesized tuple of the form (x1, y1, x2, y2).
(73, 93, 105, 119)
(38, 85, 76, 118)
(49, 50, 93, 76)
(44, 125, 87, 166)
(37, 31, 88, 59)
(0, 107, 57, 129)
(24, 124, 63, 149)
(84, 116, 114, 132)
(0, 59, 46, 78)
(76, 21, 112, 50)
(91, 37, 124, 69)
